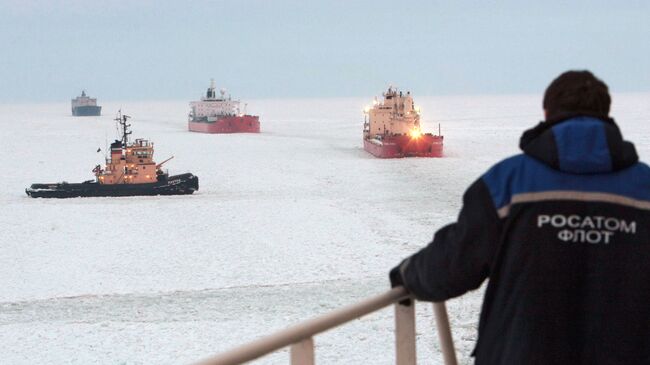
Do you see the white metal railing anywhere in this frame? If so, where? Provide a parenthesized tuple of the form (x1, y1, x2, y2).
(193, 286, 458, 365)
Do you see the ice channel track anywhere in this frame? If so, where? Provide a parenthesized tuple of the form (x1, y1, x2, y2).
(0, 278, 483, 364)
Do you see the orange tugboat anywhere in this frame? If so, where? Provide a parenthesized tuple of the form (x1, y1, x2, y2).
(26, 112, 199, 198)
(363, 87, 443, 158)
(188, 79, 260, 133)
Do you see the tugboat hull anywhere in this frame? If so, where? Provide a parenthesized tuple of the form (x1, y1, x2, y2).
(72, 105, 102, 116)
(364, 134, 443, 158)
(26, 173, 198, 198)
(188, 115, 260, 133)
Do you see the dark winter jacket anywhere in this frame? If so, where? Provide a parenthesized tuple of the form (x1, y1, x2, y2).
(390, 115, 650, 364)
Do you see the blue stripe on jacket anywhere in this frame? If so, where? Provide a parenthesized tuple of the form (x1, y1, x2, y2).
(481, 154, 650, 211)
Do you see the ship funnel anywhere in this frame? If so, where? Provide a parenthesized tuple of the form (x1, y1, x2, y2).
(206, 79, 217, 99)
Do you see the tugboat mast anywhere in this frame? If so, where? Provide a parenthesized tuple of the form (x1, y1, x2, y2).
(114, 111, 132, 147)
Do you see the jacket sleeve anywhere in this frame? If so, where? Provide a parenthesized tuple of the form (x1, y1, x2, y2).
(390, 177, 502, 302)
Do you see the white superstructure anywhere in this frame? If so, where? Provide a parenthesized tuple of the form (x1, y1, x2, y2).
(363, 87, 420, 137)
(189, 79, 242, 121)
(71, 91, 98, 108)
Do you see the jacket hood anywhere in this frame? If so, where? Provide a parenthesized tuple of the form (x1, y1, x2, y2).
(519, 114, 638, 174)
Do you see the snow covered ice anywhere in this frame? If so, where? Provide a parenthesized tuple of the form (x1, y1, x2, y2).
(1, 94, 648, 364)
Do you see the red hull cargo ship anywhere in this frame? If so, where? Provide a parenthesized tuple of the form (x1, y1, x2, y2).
(363, 87, 443, 158)
(188, 80, 260, 133)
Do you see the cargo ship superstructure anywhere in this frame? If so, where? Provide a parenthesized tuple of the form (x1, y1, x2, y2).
(188, 80, 260, 133)
(71, 90, 102, 116)
(363, 87, 443, 158)
(26, 112, 198, 198)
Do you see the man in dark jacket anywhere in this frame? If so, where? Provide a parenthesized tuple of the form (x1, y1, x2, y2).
(390, 70, 650, 364)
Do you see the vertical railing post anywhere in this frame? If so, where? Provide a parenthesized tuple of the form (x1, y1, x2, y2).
(432, 302, 458, 365)
(395, 302, 416, 365)
(290, 337, 315, 365)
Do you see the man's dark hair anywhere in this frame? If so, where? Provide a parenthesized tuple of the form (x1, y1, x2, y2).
(543, 70, 611, 121)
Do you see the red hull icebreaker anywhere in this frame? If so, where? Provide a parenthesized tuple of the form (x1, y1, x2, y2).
(362, 87, 444, 158)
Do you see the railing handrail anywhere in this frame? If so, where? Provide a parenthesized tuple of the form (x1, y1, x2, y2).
(193, 286, 458, 365)
(194, 286, 409, 365)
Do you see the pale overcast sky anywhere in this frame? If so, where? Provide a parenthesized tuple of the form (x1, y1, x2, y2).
(1, 0, 648, 102)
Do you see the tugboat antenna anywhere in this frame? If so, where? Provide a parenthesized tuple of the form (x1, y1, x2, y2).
(114, 111, 132, 146)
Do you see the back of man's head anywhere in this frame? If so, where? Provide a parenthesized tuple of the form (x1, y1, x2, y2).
(543, 70, 611, 121)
